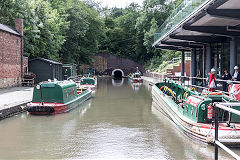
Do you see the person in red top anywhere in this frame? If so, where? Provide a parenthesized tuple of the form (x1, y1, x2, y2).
(208, 68, 216, 92)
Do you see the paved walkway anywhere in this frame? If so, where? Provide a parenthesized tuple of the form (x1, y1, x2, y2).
(0, 87, 33, 110)
(142, 76, 162, 85)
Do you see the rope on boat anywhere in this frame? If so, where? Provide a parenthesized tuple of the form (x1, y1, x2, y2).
(162, 86, 176, 98)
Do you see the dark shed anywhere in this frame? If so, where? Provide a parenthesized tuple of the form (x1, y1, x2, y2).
(62, 64, 77, 80)
(29, 57, 62, 83)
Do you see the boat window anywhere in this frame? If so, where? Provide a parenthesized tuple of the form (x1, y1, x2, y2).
(191, 107, 193, 115)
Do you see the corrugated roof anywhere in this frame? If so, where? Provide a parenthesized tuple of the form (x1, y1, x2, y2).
(0, 24, 21, 36)
(29, 57, 62, 65)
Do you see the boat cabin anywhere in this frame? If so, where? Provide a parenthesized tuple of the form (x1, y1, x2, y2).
(32, 81, 79, 104)
(80, 78, 95, 85)
(133, 73, 141, 78)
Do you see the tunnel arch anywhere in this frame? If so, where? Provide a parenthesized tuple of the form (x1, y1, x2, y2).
(112, 69, 124, 79)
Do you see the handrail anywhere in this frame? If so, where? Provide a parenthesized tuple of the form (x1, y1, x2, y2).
(165, 75, 240, 95)
(213, 103, 240, 160)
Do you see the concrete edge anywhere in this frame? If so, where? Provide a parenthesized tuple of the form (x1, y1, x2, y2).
(0, 102, 30, 120)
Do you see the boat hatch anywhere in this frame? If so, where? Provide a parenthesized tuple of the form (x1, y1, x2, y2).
(41, 83, 55, 88)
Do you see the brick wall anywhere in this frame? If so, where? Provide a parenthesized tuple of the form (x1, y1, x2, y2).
(93, 55, 107, 72)
(0, 19, 23, 88)
(166, 60, 191, 77)
(95, 52, 145, 74)
(79, 53, 145, 75)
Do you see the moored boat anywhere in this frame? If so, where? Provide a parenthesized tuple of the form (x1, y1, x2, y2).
(77, 76, 97, 91)
(128, 72, 143, 83)
(152, 79, 240, 145)
(27, 80, 92, 115)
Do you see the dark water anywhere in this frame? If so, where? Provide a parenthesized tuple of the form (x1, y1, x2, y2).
(0, 78, 237, 159)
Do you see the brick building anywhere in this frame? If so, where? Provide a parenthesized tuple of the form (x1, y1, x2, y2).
(0, 19, 25, 88)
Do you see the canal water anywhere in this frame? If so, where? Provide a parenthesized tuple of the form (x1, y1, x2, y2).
(0, 78, 237, 159)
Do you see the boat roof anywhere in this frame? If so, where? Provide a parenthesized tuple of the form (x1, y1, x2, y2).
(134, 72, 141, 75)
(40, 80, 76, 88)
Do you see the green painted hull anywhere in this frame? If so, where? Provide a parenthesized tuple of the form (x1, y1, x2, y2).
(152, 83, 240, 145)
(27, 80, 92, 115)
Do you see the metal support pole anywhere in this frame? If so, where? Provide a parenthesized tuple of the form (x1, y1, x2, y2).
(214, 104, 219, 160)
(205, 44, 212, 77)
(191, 49, 196, 85)
(230, 37, 237, 74)
(181, 51, 185, 83)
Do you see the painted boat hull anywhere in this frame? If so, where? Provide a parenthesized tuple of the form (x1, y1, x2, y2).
(128, 76, 143, 83)
(27, 90, 92, 115)
(152, 85, 240, 145)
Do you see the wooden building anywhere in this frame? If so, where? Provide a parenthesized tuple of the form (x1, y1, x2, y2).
(62, 64, 77, 80)
(29, 57, 62, 83)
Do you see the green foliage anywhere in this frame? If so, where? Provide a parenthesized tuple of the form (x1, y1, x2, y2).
(0, 0, 68, 60)
(60, 0, 105, 65)
(0, 0, 182, 68)
(146, 50, 182, 71)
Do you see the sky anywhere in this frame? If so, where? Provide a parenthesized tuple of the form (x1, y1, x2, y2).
(94, 0, 144, 8)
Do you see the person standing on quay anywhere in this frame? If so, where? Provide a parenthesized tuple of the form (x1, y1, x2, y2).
(208, 68, 216, 92)
(232, 66, 240, 81)
(222, 69, 231, 91)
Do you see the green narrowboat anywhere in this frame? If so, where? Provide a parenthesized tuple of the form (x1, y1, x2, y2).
(27, 80, 92, 115)
(77, 76, 97, 91)
(128, 72, 143, 83)
(152, 79, 240, 145)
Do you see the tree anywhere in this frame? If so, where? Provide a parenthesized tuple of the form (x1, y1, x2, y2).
(0, 0, 181, 69)
(0, 0, 69, 60)
(60, 0, 105, 65)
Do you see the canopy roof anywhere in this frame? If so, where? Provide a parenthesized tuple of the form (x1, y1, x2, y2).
(153, 0, 240, 51)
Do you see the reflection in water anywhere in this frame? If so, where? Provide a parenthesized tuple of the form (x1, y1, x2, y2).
(111, 78, 124, 87)
(130, 82, 142, 92)
(0, 78, 237, 159)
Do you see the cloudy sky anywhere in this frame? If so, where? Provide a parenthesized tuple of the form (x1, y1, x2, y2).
(94, 0, 144, 8)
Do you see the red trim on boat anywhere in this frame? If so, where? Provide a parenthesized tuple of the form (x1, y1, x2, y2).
(196, 123, 240, 131)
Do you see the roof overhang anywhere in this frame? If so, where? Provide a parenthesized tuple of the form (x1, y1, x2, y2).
(153, 0, 240, 51)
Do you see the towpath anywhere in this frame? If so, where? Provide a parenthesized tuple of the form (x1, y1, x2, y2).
(142, 76, 162, 85)
(0, 87, 33, 119)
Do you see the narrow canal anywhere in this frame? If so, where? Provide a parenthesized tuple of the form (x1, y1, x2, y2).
(0, 78, 237, 159)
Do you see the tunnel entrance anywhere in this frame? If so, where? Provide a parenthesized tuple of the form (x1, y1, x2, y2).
(112, 69, 124, 79)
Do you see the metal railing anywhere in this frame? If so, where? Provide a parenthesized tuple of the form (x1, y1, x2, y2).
(166, 75, 240, 95)
(213, 103, 240, 160)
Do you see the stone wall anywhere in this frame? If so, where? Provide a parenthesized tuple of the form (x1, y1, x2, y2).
(79, 53, 144, 75)
(93, 55, 107, 72)
(0, 19, 23, 88)
(95, 52, 145, 73)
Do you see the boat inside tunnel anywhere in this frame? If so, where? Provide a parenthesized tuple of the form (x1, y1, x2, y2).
(112, 69, 124, 79)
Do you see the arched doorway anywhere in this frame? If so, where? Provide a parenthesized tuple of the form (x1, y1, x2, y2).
(112, 69, 124, 79)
